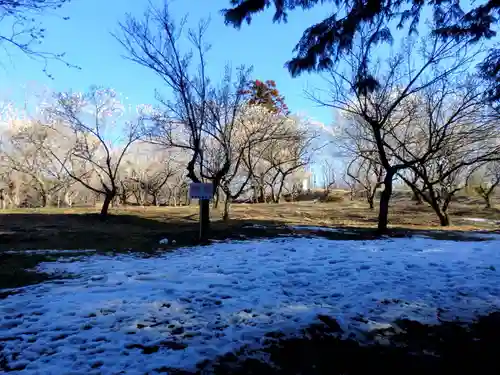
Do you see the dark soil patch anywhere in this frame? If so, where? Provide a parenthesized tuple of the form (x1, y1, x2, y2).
(196, 312, 500, 375)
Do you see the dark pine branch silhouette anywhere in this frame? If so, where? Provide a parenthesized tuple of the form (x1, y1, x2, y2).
(222, 0, 500, 99)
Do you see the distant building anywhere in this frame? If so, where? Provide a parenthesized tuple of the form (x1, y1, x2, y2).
(302, 170, 313, 191)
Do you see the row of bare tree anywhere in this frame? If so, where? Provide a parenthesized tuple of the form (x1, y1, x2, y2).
(3, 3, 499, 232)
(0, 94, 313, 220)
(0, 4, 318, 220)
(0, 92, 313, 219)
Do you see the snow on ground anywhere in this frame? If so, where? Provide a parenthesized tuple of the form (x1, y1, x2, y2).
(289, 225, 347, 232)
(242, 224, 269, 229)
(464, 217, 500, 225)
(4, 249, 97, 255)
(2, 235, 500, 374)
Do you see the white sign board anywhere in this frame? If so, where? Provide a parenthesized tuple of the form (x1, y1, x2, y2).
(189, 183, 214, 199)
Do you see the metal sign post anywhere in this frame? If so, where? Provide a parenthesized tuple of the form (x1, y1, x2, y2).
(189, 183, 214, 242)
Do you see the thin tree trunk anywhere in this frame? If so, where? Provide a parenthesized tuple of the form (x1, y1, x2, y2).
(222, 194, 230, 221)
(378, 172, 394, 234)
(275, 176, 286, 204)
(411, 190, 423, 205)
(214, 188, 220, 209)
(200, 199, 210, 242)
(258, 185, 265, 203)
(41, 194, 47, 207)
(270, 187, 277, 203)
(367, 195, 374, 209)
(425, 187, 453, 227)
(348, 188, 355, 201)
(64, 191, 73, 207)
(120, 192, 127, 205)
(484, 195, 492, 209)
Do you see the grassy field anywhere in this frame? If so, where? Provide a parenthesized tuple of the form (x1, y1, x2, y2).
(1, 196, 498, 289)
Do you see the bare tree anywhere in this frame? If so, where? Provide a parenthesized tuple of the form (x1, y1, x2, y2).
(397, 79, 499, 226)
(321, 159, 336, 194)
(471, 162, 500, 209)
(43, 87, 143, 216)
(0, 169, 28, 208)
(117, 3, 251, 229)
(121, 142, 187, 206)
(217, 105, 287, 219)
(347, 157, 384, 209)
(265, 128, 314, 204)
(0, 119, 77, 207)
(343, 171, 359, 201)
(311, 22, 482, 232)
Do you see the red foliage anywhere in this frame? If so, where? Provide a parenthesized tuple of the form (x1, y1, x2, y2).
(241, 79, 289, 115)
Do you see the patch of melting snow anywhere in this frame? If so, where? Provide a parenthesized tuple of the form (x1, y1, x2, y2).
(2, 236, 500, 373)
(243, 224, 268, 229)
(289, 225, 344, 232)
(464, 217, 500, 224)
(3, 249, 97, 255)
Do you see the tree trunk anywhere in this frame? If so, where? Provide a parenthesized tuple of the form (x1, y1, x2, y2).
(349, 188, 355, 201)
(270, 187, 277, 203)
(367, 195, 374, 210)
(258, 185, 265, 203)
(433, 205, 450, 226)
(438, 210, 450, 226)
(275, 176, 286, 204)
(64, 191, 73, 207)
(484, 194, 492, 209)
(377, 172, 394, 234)
(214, 188, 220, 209)
(40, 191, 47, 208)
(251, 184, 258, 203)
(120, 191, 127, 205)
(411, 190, 423, 205)
(222, 195, 230, 221)
(199, 199, 210, 242)
(100, 192, 115, 217)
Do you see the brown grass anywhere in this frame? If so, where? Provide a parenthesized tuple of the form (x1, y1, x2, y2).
(1, 196, 498, 251)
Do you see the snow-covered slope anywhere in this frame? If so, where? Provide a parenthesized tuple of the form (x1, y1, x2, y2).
(2, 235, 500, 374)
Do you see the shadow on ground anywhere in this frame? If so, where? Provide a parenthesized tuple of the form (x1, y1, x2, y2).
(191, 312, 500, 375)
(1, 212, 498, 289)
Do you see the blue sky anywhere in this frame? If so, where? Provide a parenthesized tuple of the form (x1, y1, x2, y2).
(0, 0, 335, 126)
